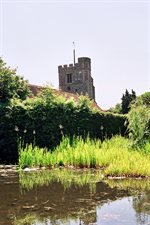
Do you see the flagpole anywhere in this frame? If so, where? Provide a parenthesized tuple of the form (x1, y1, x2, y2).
(73, 41, 76, 66)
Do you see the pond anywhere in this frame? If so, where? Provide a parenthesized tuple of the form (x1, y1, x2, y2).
(0, 168, 150, 225)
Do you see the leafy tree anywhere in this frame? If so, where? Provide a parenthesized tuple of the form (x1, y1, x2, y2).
(127, 92, 150, 146)
(109, 103, 122, 114)
(121, 89, 136, 114)
(127, 105, 150, 146)
(0, 58, 30, 163)
(0, 58, 30, 103)
(134, 92, 150, 107)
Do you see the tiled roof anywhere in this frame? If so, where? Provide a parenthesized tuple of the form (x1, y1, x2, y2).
(29, 84, 103, 111)
(29, 84, 42, 95)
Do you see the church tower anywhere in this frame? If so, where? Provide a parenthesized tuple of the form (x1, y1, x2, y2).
(58, 57, 95, 100)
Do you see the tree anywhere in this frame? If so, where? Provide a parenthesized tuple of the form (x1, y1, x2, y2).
(134, 92, 150, 107)
(0, 58, 30, 103)
(121, 89, 136, 114)
(109, 103, 122, 114)
(127, 105, 150, 145)
(0, 58, 30, 163)
(127, 92, 150, 146)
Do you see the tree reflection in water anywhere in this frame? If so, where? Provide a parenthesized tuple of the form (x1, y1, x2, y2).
(133, 192, 150, 225)
(0, 169, 150, 225)
(106, 179, 150, 225)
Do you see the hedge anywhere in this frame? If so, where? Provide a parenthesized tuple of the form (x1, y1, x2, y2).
(0, 94, 127, 163)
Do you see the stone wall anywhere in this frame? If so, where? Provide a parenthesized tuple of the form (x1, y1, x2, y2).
(58, 57, 95, 100)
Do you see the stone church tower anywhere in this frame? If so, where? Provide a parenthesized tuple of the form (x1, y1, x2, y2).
(58, 57, 95, 100)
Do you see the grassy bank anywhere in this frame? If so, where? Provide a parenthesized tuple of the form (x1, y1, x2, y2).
(19, 136, 150, 177)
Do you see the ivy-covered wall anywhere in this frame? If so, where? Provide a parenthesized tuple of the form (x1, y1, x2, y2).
(0, 90, 127, 163)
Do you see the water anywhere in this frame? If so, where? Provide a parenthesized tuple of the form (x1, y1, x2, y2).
(0, 168, 150, 225)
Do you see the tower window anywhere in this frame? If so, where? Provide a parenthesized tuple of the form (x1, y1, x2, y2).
(66, 74, 72, 83)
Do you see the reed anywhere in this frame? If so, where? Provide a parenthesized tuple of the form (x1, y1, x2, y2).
(19, 136, 150, 177)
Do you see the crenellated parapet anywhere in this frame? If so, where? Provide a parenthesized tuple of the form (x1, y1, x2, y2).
(58, 57, 95, 100)
(58, 63, 74, 70)
(58, 57, 91, 70)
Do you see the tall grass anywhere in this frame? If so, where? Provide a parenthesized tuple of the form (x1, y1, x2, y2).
(19, 136, 150, 177)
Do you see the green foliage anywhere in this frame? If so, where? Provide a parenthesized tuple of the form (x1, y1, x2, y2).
(0, 103, 18, 163)
(19, 136, 150, 178)
(19, 145, 51, 169)
(0, 58, 30, 103)
(121, 89, 136, 114)
(140, 92, 150, 106)
(127, 105, 150, 145)
(134, 92, 150, 107)
(143, 141, 150, 154)
(127, 92, 150, 146)
(110, 103, 122, 114)
(0, 60, 126, 163)
(11, 88, 126, 154)
(0, 88, 126, 163)
(0, 58, 30, 163)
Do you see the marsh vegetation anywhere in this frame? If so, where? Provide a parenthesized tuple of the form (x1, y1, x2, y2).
(19, 135, 150, 178)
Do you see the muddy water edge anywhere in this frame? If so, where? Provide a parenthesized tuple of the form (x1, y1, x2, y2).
(0, 166, 150, 225)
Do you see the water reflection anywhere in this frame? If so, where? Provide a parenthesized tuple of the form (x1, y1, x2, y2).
(19, 169, 103, 193)
(0, 169, 150, 225)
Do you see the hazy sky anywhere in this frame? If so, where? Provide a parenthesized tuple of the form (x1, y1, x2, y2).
(0, 0, 150, 109)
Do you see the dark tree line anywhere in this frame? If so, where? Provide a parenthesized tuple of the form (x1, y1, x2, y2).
(110, 89, 136, 114)
(121, 89, 136, 114)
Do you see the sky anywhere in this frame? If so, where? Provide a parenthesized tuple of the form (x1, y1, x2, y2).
(0, 0, 150, 109)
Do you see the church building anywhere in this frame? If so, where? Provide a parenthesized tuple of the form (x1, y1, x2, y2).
(58, 57, 95, 100)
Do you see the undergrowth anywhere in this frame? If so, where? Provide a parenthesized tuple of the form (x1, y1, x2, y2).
(19, 136, 150, 177)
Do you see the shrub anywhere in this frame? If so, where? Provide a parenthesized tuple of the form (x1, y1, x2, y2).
(1, 86, 127, 163)
(127, 104, 150, 146)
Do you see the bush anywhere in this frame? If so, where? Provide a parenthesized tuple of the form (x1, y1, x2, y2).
(0, 86, 127, 163)
(127, 92, 150, 146)
(12, 93, 126, 150)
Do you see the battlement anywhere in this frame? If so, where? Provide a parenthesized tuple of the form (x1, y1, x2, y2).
(58, 63, 74, 69)
(58, 57, 91, 70)
(78, 57, 91, 63)
(58, 56, 95, 100)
